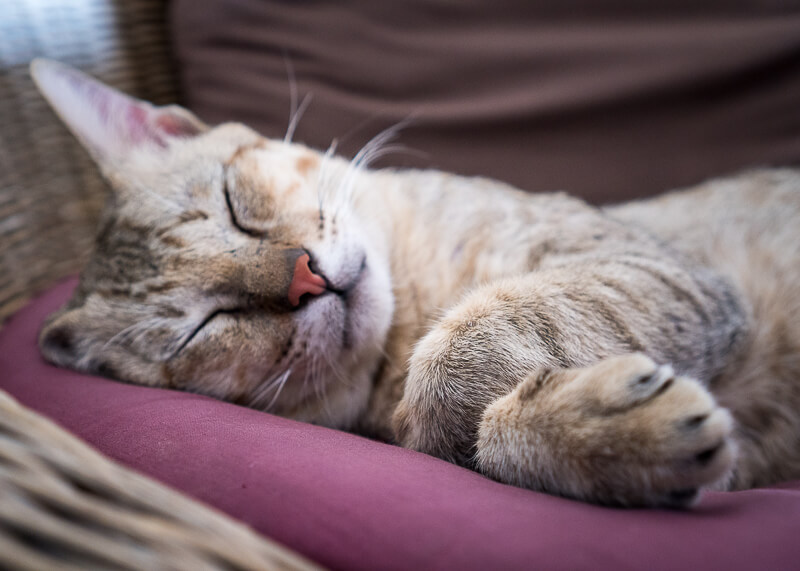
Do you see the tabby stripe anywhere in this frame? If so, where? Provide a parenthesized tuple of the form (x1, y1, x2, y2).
(590, 297, 646, 353)
(562, 289, 645, 353)
(594, 276, 651, 316)
(156, 305, 185, 318)
(144, 281, 178, 294)
(610, 258, 711, 324)
(154, 210, 209, 235)
(529, 308, 571, 368)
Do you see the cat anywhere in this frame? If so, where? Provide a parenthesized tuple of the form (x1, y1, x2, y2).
(31, 59, 800, 508)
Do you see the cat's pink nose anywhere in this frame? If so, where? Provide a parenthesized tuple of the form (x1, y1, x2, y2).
(288, 253, 327, 306)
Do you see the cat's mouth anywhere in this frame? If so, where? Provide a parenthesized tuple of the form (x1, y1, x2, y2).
(308, 252, 367, 296)
(311, 256, 368, 349)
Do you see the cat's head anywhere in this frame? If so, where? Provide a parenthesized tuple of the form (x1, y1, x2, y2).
(32, 59, 393, 427)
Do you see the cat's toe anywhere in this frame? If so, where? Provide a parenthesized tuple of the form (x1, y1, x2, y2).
(576, 353, 677, 410)
(637, 386, 736, 506)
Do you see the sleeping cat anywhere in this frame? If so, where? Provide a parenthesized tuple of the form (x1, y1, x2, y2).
(31, 59, 800, 508)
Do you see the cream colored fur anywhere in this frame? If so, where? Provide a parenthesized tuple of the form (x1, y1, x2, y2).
(33, 60, 800, 507)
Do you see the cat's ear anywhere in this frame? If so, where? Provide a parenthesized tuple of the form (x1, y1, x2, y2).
(39, 307, 87, 370)
(40, 305, 123, 380)
(30, 58, 207, 165)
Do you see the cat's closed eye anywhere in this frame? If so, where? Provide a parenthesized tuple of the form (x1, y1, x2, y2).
(223, 171, 265, 238)
(172, 308, 244, 357)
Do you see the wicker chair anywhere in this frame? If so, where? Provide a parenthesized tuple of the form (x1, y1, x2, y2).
(0, 1, 319, 568)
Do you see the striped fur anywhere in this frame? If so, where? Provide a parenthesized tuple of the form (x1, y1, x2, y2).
(34, 62, 800, 507)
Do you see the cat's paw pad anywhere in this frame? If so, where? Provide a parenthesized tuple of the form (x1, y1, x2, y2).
(476, 353, 736, 508)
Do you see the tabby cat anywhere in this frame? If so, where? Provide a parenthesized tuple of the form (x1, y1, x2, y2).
(32, 59, 800, 508)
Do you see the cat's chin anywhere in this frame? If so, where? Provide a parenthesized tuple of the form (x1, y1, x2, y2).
(286, 283, 391, 428)
(341, 261, 393, 357)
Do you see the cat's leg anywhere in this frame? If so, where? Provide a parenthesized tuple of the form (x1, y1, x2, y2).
(393, 256, 748, 506)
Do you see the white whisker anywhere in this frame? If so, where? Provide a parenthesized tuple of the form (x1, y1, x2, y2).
(103, 316, 168, 352)
(266, 368, 293, 411)
(248, 366, 293, 411)
(282, 51, 298, 141)
(282, 51, 313, 144)
(335, 116, 417, 212)
(285, 92, 313, 144)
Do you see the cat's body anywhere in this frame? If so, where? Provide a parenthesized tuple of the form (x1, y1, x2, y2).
(32, 60, 800, 507)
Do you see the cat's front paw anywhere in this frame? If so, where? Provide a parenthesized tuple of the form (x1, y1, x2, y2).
(475, 353, 736, 507)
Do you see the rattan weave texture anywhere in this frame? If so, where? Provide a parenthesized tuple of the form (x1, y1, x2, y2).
(0, 389, 321, 570)
(0, 0, 180, 321)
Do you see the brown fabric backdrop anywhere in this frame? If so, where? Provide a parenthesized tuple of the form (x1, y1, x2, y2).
(171, 0, 800, 204)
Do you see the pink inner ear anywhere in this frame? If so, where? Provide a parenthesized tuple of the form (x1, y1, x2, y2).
(124, 106, 201, 148)
(69, 68, 168, 149)
(155, 114, 204, 138)
(35, 59, 203, 157)
(72, 66, 196, 148)
(125, 105, 164, 147)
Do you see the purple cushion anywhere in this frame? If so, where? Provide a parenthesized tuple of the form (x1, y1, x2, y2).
(2, 279, 800, 570)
